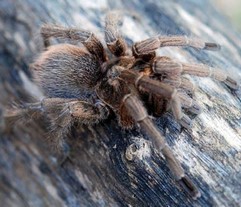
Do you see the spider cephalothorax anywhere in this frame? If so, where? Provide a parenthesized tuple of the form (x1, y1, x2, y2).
(5, 12, 239, 199)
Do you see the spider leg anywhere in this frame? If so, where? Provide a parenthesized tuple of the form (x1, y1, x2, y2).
(40, 25, 106, 62)
(152, 57, 239, 90)
(163, 77, 196, 94)
(138, 56, 196, 93)
(121, 70, 193, 128)
(4, 98, 109, 153)
(158, 36, 221, 50)
(105, 12, 127, 57)
(123, 94, 200, 199)
(177, 91, 202, 114)
(132, 36, 220, 58)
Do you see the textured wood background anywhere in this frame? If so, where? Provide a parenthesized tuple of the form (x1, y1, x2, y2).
(0, 0, 241, 206)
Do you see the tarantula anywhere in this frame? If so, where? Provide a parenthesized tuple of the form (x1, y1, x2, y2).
(5, 12, 239, 199)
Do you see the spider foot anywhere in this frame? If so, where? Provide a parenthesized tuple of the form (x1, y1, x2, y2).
(204, 42, 221, 51)
(178, 114, 192, 129)
(178, 175, 201, 200)
(188, 101, 202, 115)
(178, 92, 202, 114)
(224, 76, 240, 90)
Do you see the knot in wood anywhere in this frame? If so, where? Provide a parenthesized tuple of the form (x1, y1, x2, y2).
(125, 138, 151, 162)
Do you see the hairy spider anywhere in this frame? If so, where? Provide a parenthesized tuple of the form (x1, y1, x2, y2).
(5, 12, 239, 199)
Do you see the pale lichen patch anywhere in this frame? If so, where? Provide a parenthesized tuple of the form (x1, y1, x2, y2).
(125, 137, 151, 162)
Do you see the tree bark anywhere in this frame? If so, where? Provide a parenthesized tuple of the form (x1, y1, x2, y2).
(0, 0, 241, 206)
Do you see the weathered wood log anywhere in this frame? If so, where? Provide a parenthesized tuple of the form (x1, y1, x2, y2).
(1, 0, 241, 206)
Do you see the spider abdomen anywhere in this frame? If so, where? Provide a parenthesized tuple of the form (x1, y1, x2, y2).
(31, 44, 102, 99)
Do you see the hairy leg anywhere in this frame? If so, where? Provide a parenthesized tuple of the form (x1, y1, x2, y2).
(151, 57, 239, 90)
(120, 70, 193, 128)
(4, 98, 109, 153)
(162, 77, 196, 94)
(105, 12, 127, 56)
(177, 91, 202, 114)
(123, 94, 200, 199)
(158, 36, 220, 50)
(132, 36, 221, 58)
(40, 25, 106, 62)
